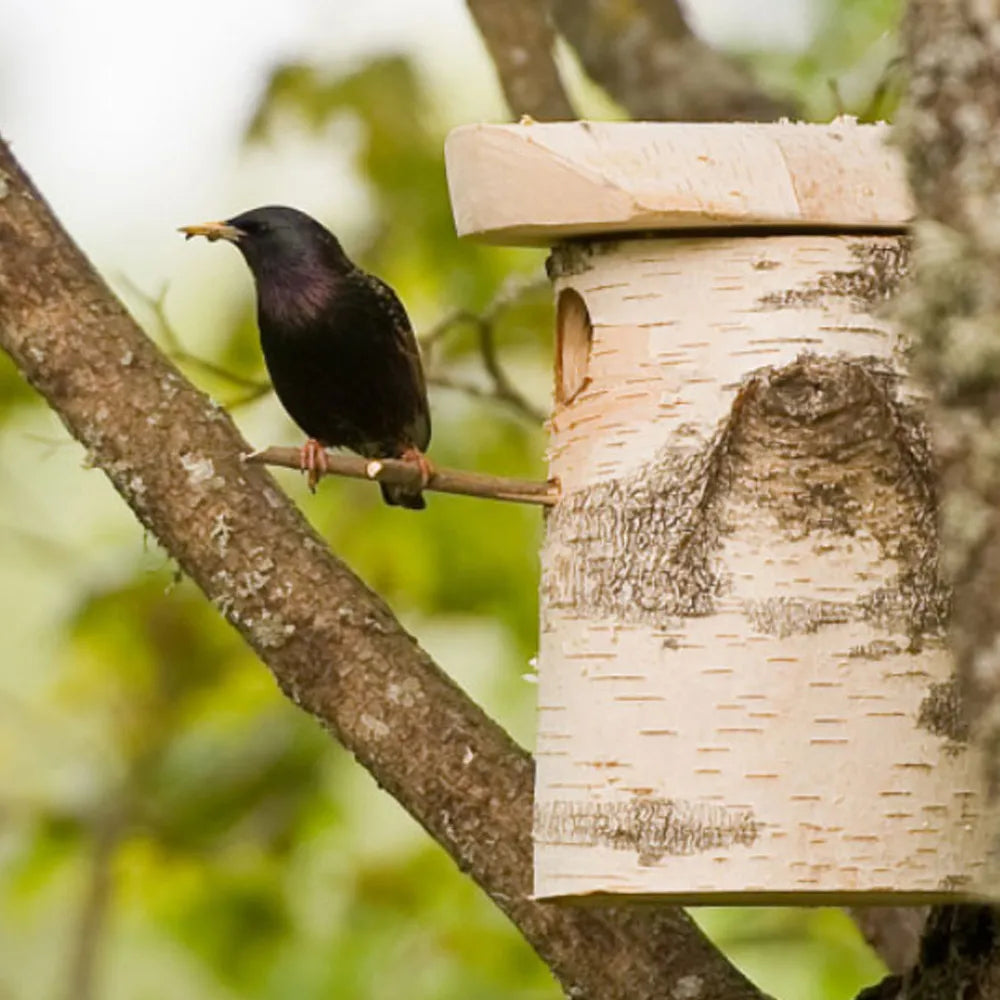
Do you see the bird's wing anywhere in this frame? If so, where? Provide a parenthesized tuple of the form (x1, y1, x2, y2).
(364, 273, 431, 450)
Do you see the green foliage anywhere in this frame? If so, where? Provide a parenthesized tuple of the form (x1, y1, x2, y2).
(7, 812, 85, 899)
(159, 861, 294, 987)
(696, 907, 887, 999)
(749, 0, 904, 121)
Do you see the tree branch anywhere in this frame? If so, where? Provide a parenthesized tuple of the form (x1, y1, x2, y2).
(420, 275, 550, 425)
(550, 0, 795, 122)
(0, 138, 766, 1000)
(245, 447, 558, 506)
(465, 0, 577, 120)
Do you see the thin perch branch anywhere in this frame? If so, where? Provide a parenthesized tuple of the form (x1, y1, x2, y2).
(120, 276, 272, 406)
(245, 447, 559, 506)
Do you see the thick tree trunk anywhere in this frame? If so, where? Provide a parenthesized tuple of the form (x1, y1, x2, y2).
(903, 0, 1000, 794)
(852, 0, 1000, 996)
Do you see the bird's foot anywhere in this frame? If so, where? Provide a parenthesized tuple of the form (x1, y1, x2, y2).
(299, 439, 329, 493)
(400, 447, 434, 488)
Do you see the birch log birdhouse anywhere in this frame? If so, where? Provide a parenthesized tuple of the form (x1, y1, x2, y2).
(445, 121, 999, 904)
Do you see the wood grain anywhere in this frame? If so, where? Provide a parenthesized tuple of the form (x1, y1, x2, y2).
(445, 120, 912, 243)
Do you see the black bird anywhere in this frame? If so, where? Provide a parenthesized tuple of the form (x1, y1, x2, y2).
(180, 206, 432, 509)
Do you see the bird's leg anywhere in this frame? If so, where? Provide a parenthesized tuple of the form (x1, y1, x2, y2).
(299, 438, 330, 492)
(400, 446, 434, 488)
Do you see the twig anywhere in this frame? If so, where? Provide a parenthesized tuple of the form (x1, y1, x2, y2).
(859, 56, 904, 123)
(420, 306, 477, 353)
(119, 277, 271, 404)
(244, 447, 559, 506)
(419, 275, 550, 425)
(420, 274, 548, 350)
(427, 360, 546, 424)
(828, 77, 846, 117)
(472, 317, 546, 423)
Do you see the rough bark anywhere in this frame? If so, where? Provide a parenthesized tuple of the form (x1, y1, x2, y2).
(858, 906, 1000, 1000)
(0, 139, 770, 1000)
(901, 0, 1000, 793)
(549, 0, 795, 122)
(890, 1, 1000, 996)
(465, 0, 576, 120)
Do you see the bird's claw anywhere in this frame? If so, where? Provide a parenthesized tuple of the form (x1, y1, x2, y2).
(401, 447, 434, 488)
(299, 439, 329, 492)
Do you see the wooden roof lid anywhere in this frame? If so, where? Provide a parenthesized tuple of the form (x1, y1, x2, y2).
(444, 120, 912, 245)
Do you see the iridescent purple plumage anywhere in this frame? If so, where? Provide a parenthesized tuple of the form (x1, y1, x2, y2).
(189, 205, 431, 508)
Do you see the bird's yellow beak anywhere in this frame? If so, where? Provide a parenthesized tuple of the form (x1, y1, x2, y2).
(178, 221, 244, 242)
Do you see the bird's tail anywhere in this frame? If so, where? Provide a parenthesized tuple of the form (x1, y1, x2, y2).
(380, 482, 426, 510)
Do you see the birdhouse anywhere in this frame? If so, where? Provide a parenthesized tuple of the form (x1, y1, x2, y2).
(445, 120, 999, 904)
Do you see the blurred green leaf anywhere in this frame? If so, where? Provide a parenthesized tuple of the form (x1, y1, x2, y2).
(694, 906, 887, 999)
(141, 711, 329, 856)
(749, 0, 903, 121)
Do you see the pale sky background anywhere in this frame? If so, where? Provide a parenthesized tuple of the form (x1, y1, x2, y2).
(0, 0, 814, 288)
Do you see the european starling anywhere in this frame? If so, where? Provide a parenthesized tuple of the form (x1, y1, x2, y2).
(180, 206, 432, 509)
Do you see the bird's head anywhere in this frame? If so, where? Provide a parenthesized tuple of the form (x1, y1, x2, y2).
(179, 205, 349, 279)
(179, 206, 351, 323)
